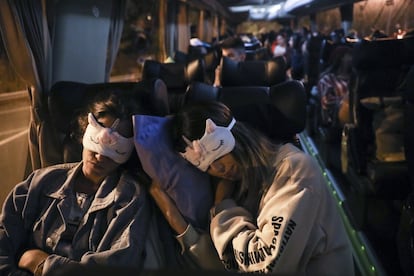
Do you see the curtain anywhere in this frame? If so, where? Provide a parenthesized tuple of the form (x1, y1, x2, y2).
(158, 0, 167, 62)
(0, 0, 53, 171)
(105, 0, 126, 81)
(0, 0, 127, 172)
(177, 2, 189, 53)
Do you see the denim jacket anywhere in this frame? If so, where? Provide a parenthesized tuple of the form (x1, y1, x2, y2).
(0, 162, 157, 275)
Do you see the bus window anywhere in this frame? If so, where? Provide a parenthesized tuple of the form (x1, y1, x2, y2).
(0, 37, 30, 205)
(111, 1, 157, 82)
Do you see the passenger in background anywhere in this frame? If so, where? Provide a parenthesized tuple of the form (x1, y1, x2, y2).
(273, 33, 290, 59)
(317, 45, 353, 133)
(155, 101, 354, 275)
(273, 32, 292, 77)
(213, 36, 246, 87)
(0, 90, 165, 275)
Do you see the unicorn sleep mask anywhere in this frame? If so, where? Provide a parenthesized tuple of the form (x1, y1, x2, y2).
(82, 113, 134, 164)
(180, 118, 236, 171)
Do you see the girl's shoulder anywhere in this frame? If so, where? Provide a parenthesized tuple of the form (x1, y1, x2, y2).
(275, 143, 318, 171)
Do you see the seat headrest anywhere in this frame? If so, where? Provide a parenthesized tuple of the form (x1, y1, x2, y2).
(353, 37, 414, 69)
(48, 79, 169, 135)
(203, 51, 220, 71)
(186, 58, 206, 83)
(185, 81, 220, 103)
(402, 65, 414, 102)
(221, 56, 286, 87)
(184, 80, 306, 141)
(173, 50, 188, 64)
(219, 86, 270, 108)
(142, 60, 187, 88)
(220, 82, 306, 141)
(142, 59, 205, 88)
(48, 81, 88, 134)
(269, 80, 307, 137)
(402, 36, 414, 64)
(218, 86, 271, 138)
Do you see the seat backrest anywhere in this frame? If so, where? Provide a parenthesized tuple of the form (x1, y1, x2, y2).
(142, 60, 187, 88)
(220, 56, 287, 87)
(47, 78, 169, 164)
(351, 38, 412, 128)
(402, 65, 414, 189)
(142, 59, 205, 87)
(185, 80, 307, 142)
(268, 79, 307, 139)
(305, 35, 325, 89)
(347, 38, 414, 174)
(202, 50, 221, 85)
(142, 58, 206, 113)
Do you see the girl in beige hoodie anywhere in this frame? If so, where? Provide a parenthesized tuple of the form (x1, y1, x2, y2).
(150, 101, 354, 275)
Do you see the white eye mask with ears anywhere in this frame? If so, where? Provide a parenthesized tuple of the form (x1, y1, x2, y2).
(180, 118, 236, 172)
(82, 113, 134, 164)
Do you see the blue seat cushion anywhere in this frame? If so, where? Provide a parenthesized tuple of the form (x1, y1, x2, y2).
(133, 115, 213, 229)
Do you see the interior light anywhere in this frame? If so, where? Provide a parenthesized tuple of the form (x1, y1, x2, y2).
(229, 5, 252, 12)
(268, 4, 282, 14)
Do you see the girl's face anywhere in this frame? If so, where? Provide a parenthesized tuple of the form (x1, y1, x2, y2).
(82, 115, 131, 184)
(207, 153, 241, 181)
(222, 48, 245, 62)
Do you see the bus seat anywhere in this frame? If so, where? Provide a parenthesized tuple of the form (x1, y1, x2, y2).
(245, 47, 272, 61)
(397, 64, 414, 276)
(202, 50, 221, 85)
(305, 34, 325, 91)
(47, 79, 169, 165)
(220, 56, 286, 87)
(245, 50, 256, 60)
(254, 47, 272, 61)
(268, 79, 307, 139)
(173, 50, 188, 64)
(185, 80, 306, 144)
(341, 38, 412, 198)
(184, 81, 219, 103)
(142, 58, 205, 113)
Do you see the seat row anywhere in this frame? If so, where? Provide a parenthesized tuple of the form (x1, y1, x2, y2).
(42, 59, 307, 167)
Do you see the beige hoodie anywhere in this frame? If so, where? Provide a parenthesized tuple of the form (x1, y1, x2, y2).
(210, 143, 354, 275)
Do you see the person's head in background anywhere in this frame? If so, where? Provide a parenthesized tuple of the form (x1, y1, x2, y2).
(73, 90, 146, 185)
(220, 36, 246, 62)
(213, 36, 246, 87)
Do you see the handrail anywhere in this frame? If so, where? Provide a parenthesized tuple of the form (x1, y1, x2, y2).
(298, 132, 387, 276)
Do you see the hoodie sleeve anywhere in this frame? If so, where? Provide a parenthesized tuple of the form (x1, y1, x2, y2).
(210, 151, 325, 274)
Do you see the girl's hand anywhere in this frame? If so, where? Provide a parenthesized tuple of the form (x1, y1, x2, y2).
(213, 178, 235, 205)
(18, 249, 48, 274)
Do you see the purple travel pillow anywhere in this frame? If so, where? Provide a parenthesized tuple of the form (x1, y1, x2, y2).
(133, 115, 213, 229)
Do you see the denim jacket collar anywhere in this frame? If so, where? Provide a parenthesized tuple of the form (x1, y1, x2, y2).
(46, 162, 119, 212)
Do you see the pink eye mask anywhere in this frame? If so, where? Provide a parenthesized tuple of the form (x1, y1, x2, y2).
(180, 118, 236, 171)
(82, 113, 134, 164)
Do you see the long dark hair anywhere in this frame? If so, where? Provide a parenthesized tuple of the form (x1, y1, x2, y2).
(171, 101, 279, 214)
